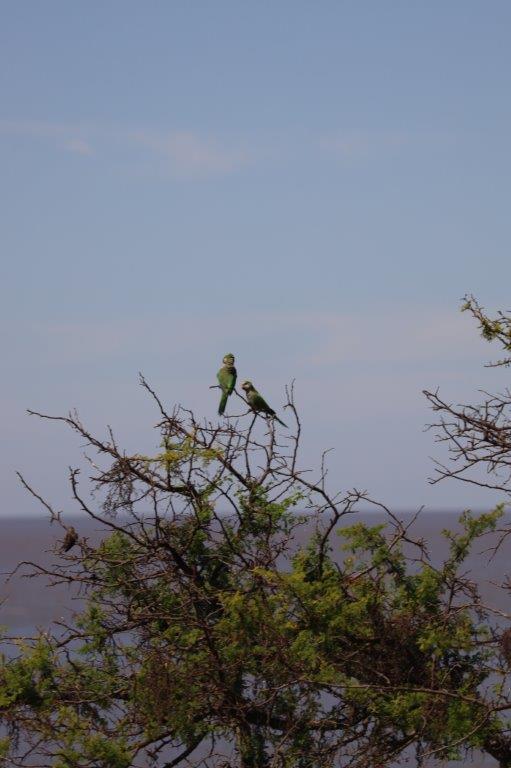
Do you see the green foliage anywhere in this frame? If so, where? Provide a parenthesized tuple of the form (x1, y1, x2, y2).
(442, 506, 503, 570)
(2, 494, 505, 767)
(461, 294, 511, 362)
(3, 380, 511, 767)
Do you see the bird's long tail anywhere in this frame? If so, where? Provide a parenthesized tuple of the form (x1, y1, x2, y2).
(218, 391, 228, 416)
(274, 415, 288, 428)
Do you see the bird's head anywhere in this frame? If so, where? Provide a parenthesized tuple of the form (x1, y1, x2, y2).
(223, 353, 235, 365)
(241, 380, 253, 392)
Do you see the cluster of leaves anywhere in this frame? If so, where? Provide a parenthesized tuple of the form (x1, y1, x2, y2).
(461, 294, 511, 366)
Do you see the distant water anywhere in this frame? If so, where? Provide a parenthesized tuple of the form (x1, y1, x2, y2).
(1, 512, 507, 767)
(2, 511, 509, 632)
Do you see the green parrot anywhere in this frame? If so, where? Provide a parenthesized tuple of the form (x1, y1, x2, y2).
(241, 380, 288, 428)
(217, 353, 237, 415)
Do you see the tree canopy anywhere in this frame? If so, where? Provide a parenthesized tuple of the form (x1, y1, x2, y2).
(2, 299, 511, 768)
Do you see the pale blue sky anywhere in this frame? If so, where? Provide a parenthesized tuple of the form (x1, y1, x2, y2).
(1, 1, 510, 515)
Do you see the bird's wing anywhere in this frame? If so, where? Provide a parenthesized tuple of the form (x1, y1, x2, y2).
(217, 368, 236, 415)
(228, 367, 237, 394)
(62, 531, 77, 552)
(252, 391, 275, 416)
(217, 367, 231, 393)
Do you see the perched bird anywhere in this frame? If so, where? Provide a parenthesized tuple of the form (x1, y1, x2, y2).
(241, 380, 288, 428)
(217, 353, 237, 415)
(61, 526, 78, 553)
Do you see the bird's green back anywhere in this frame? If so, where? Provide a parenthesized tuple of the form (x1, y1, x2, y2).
(217, 360, 237, 415)
(248, 388, 273, 414)
(243, 382, 288, 427)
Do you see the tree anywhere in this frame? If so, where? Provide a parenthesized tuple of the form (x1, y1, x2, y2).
(0, 314, 510, 767)
(424, 294, 511, 500)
